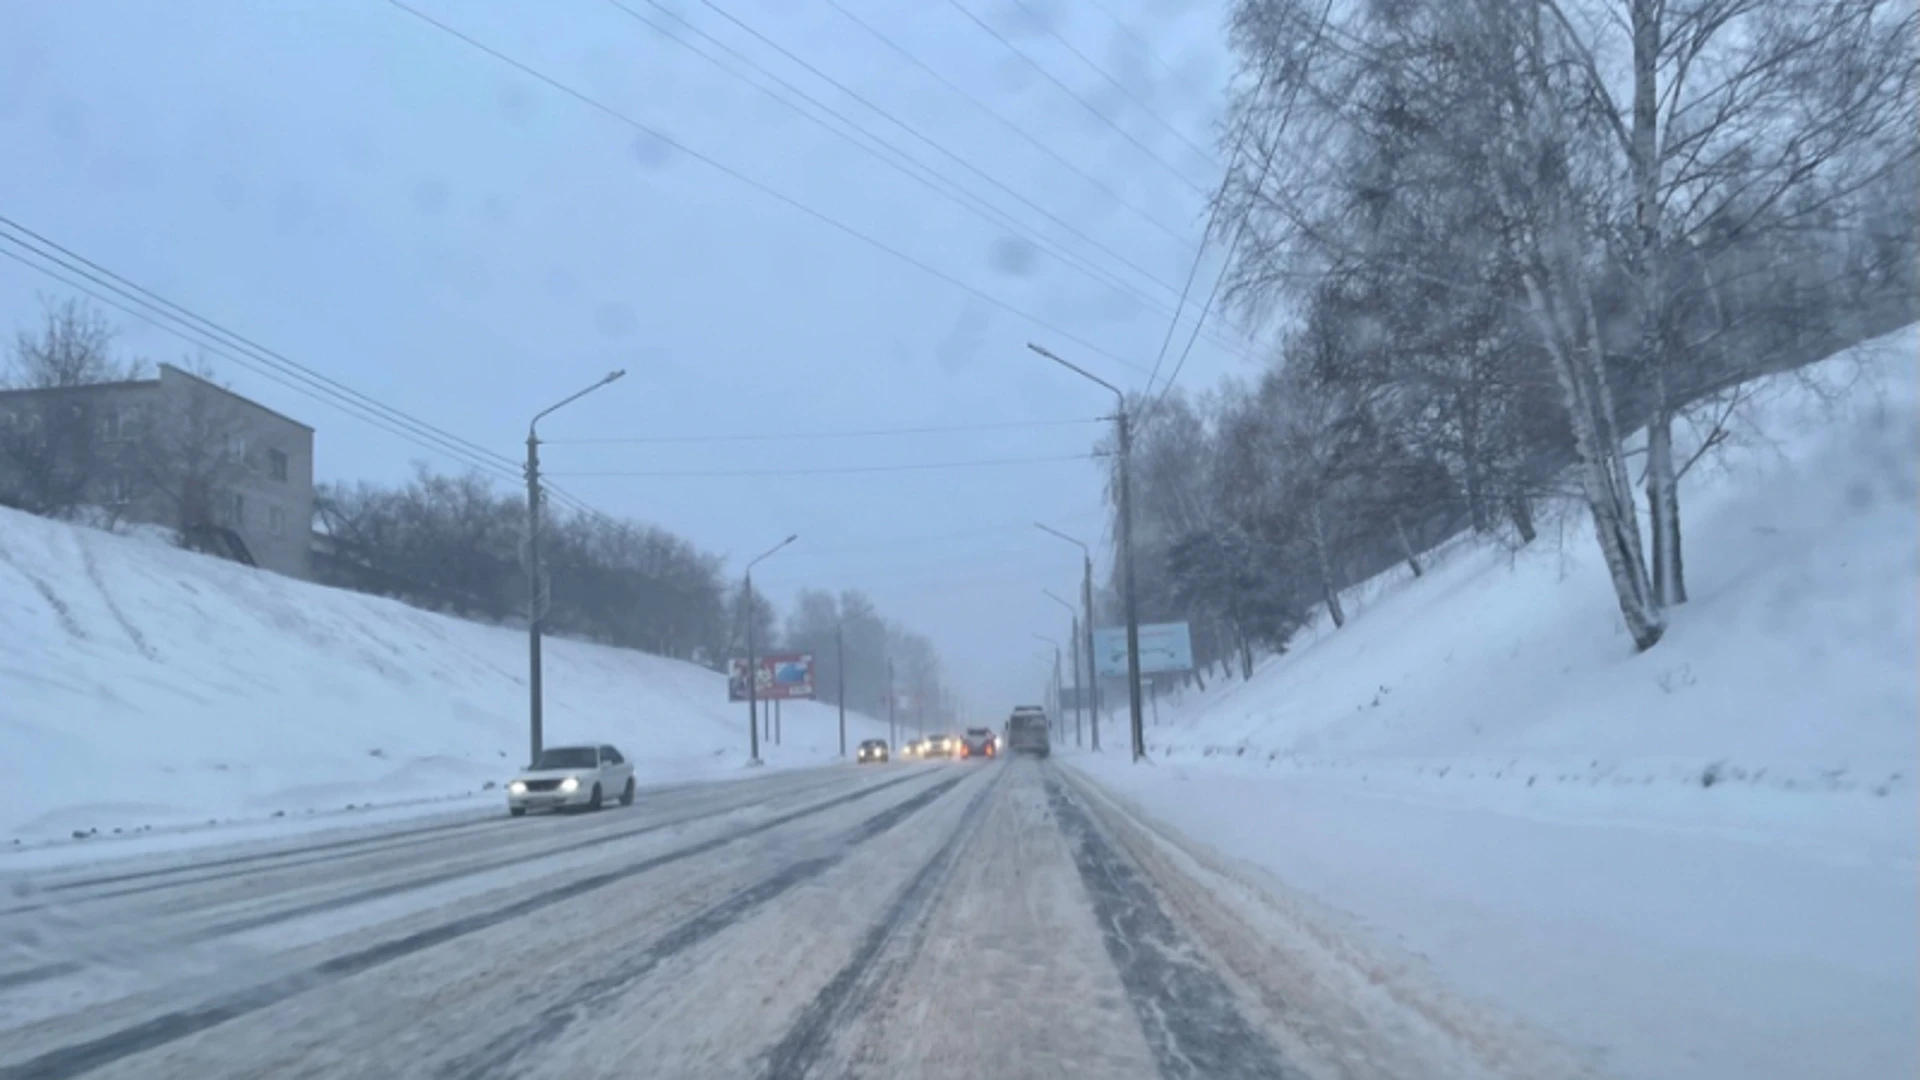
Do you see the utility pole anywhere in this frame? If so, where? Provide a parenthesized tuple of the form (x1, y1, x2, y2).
(1082, 552, 1099, 752)
(887, 658, 897, 749)
(744, 533, 798, 766)
(1036, 524, 1103, 752)
(1044, 588, 1084, 749)
(836, 622, 846, 757)
(525, 370, 626, 766)
(1117, 406, 1146, 761)
(775, 698, 782, 746)
(1069, 615, 1083, 747)
(525, 431, 543, 768)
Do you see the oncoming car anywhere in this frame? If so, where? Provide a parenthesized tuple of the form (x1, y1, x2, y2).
(923, 733, 957, 758)
(856, 738, 890, 764)
(506, 744, 636, 816)
(902, 737, 928, 759)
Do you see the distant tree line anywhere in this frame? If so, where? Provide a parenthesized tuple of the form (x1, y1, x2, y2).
(1101, 0, 1915, 681)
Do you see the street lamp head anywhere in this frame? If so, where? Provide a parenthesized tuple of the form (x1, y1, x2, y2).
(603, 369, 627, 384)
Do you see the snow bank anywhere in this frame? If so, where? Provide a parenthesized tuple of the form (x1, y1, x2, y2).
(0, 509, 888, 844)
(1072, 326, 1920, 1080)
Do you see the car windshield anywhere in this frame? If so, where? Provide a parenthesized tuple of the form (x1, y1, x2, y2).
(531, 748, 597, 770)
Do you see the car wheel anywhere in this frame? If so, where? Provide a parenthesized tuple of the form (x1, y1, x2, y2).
(620, 778, 636, 807)
(509, 807, 526, 817)
(589, 783, 604, 811)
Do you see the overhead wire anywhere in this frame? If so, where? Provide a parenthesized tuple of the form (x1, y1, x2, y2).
(382, 0, 1152, 379)
(941, 0, 1211, 197)
(547, 451, 1106, 478)
(1143, 116, 1283, 417)
(604, 1, 1252, 358)
(0, 224, 526, 484)
(815, 0, 1197, 253)
(544, 416, 1104, 444)
(1002, 0, 1219, 168)
(1082, 0, 1191, 85)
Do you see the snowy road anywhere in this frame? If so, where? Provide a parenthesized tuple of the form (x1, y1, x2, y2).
(0, 760, 1569, 1080)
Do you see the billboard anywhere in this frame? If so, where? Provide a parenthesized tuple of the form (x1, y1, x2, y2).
(1091, 622, 1193, 677)
(728, 653, 815, 701)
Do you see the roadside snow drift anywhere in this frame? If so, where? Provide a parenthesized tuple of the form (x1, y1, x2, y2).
(1072, 326, 1919, 1080)
(0, 512, 887, 843)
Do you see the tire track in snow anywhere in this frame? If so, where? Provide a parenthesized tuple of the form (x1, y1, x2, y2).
(0, 772, 930, 1080)
(73, 530, 156, 661)
(437, 772, 973, 1080)
(1043, 771, 1303, 1080)
(0, 775, 879, 994)
(756, 768, 1004, 1079)
(0, 540, 86, 640)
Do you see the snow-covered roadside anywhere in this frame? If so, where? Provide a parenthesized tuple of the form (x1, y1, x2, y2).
(1065, 329, 1919, 1080)
(1073, 756, 1915, 1080)
(0, 497, 888, 848)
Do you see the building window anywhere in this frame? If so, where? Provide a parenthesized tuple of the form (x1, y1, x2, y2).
(107, 476, 134, 505)
(224, 492, 245, 528)
(225, 433, 248, 465)
(100, 408, 124, 442)
(268, 448, 289, 483)
(268, 505, 286, 536)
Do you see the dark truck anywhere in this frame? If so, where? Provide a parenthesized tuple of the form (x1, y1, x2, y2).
(959, 727, 997, 759)
(1005, 707, 1050, 758)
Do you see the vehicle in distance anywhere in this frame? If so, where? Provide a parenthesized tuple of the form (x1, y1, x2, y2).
(506, 744, 636, 816)
(923, 733, 957, 758)
(959, 727, 997, 759)
(902, 737, 928, 759)
(856, 738, 890, 764)
(1006, 709, 1049, 758)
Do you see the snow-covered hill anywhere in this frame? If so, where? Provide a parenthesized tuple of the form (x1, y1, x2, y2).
(0, 510, 888, 844)
(1069, 326, 1919, 1080)
(1116, 324, 1918, 814)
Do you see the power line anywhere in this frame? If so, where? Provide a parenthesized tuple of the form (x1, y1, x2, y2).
(624, 0, 1222, 338)
(1003, 0, 1219, 168)
(547, 452, 1104, 478)
(1083, 0, 1190, 85)
(544, 416, 1103, 444)
(816, 0, 1197, 253)
(382, 0, 1152, 379)
(1140, 126, 1249, 400)
(0, 227, 522, 483)
(942, 0, 1210, 197)
(1145, 143, 1277, 416)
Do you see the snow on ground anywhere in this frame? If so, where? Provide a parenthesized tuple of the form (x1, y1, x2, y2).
(0, 506, 888, 848)
(1070, 326, 1920, 1080)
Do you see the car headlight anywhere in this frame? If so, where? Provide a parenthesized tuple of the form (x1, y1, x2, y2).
(508, 781, 527, 795)
(559, 777, 580, 793)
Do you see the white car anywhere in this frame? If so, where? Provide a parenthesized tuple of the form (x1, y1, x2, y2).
(506, 744, 636, 816)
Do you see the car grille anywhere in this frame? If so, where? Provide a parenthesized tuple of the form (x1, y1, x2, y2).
(522, 779, 564, 792)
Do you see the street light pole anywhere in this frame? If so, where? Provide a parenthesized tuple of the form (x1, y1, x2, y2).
(836, 621, 846, 758)
(525, 369, 625, 766)
(1043, 589, 1083, 748)
(1029, 344, 1143, 762)
(743, 533, 798, 766)
(1036, 522, 1102, 752)
(887, 658, 897, 749)
(1032, 634, 1063, 741)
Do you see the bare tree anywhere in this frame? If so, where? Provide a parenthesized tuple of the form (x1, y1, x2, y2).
(0, 298, 149, 518)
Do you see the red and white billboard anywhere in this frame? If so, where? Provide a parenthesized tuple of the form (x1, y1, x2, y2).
(728, 653, 815, 702)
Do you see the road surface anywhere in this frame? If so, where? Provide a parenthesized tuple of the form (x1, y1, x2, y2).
(0, 760, 1570, 1079)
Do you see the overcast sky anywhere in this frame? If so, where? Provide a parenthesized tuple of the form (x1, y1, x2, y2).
(0, 0, 1252, 713)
